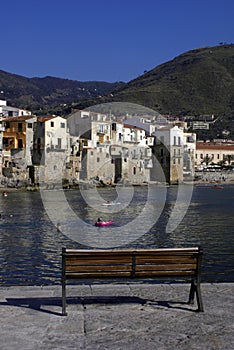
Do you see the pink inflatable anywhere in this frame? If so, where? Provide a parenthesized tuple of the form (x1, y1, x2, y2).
(95, 221, 114, 227)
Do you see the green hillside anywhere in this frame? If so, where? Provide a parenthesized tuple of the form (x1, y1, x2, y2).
(1, 44, 234, 139)
(74, 44, 234, 117)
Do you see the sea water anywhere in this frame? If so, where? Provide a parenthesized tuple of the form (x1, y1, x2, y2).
(0, 184, 233, 285)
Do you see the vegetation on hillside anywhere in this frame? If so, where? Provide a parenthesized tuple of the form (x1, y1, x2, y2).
(0, 70, 125, 113)
(110, 44, 234, 117)
(1, 44, 234, 140)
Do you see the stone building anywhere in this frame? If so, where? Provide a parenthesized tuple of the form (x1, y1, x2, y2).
(152, 125, 184, 184)
(1, 115, 37, 186)
(67, 110, 153, 184)
(183, 132, 197, 178)
(0, 100, 33, 185)
(32, 116, 69, 186)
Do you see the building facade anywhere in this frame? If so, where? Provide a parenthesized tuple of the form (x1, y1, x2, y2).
(195, 142, 234, 166)
(1, 115, 36, 185)
(32, 116, 69, 185)
(152, 125, 184, 184)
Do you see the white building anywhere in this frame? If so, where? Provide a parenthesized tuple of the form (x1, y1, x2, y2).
(0, 99, 32, 117)
(183, 132, 197, 177)
(33, 116, 69, 185)
(152, 125, 184, 184)
(67, 110, 154, 184)
(124, 114, 169, 135)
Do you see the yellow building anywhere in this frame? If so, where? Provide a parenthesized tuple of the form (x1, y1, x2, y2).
(3, 115, 36, 151)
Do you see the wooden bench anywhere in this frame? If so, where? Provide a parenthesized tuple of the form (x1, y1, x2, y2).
(62, 247, 204, 315)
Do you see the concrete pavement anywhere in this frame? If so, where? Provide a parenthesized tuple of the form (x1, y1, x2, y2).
(0, 283, 233, 350)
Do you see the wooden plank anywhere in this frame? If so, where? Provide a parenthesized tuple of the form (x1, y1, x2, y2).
(136, 257, 197, 264)
(66, 264, 132, 273)
(63, 248, 200, 257)
(135, 270, 195, 277)
(66, 271, 132, 279)
(65, 257, 132, 265)
(64, 250, 134, 257)
(136, 252, 198, 257)
(135, 263, 196, 271)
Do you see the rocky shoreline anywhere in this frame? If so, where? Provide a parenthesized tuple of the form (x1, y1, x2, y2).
(0, 172, 234, 195)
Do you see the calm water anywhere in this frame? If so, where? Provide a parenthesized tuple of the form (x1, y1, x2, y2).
(0, 184, 233, 285)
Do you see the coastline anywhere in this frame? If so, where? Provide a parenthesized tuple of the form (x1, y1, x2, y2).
(0, 172, 234, 194)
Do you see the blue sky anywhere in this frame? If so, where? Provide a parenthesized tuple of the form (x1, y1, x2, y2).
(1, 0, 234, 82)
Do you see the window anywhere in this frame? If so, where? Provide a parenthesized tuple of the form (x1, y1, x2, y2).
(27, 123, 32, 128)
(60, 122, 65, 128)
(98, 125, 104, 133)
(18, 139, 23, 148)
(200, 154, 203, 159)
(18, 123, 23, 132)
(174, 136, 176, 145)
(51, 121, 54, 127)
(58, 138, 62, 149)
(133, 167, 136, 175)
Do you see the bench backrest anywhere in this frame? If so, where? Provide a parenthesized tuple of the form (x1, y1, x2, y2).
(62, 247, 202, 280)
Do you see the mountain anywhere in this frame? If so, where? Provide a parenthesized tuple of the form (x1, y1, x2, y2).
(1, 44, 234, 121)
(74, 44, 234, 118)
(0, 70, 125, 113)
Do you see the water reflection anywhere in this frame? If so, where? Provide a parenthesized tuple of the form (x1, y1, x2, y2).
(0, 185, 233, 285)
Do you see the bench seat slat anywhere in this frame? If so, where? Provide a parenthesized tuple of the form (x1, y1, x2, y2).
(64, 248, 199, 253)
(136, 263, 197, 271)
(66, 271, 132, 279)
(66, 265, 132, 273)
(66, 258, 132, 265)
(136, 257, 197, 264)
(135, 270, 196, 277)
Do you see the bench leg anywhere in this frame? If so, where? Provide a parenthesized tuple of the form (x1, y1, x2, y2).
(62, 279, 67, 316)
(188, 279, 196, 305)
(196, 283, 204, 312)
(188, 279, 204, 312)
